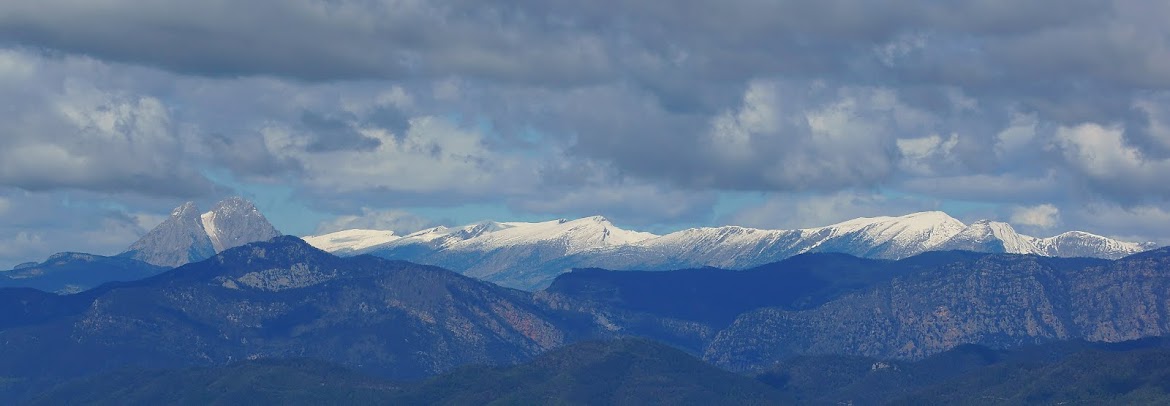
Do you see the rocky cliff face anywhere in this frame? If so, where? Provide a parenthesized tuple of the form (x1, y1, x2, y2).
(701, 251, 1170, 371)
(539, 250, 1170, 373)
(121, 198, 282, 268)
(123, 202, 217, 268)
(200, 197, 281, 253)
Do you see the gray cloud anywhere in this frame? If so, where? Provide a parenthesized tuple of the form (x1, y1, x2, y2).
(299, 111, 382, 152)
(0, 189, 156, 268)
(2, 0, 1170, 250)
(0, 50, 216, 197)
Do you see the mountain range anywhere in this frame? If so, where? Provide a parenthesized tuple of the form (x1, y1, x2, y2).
(0, 236, 601, 401)
(306, 210, 1156, 290)
(3, 198, 1169, 403)
(3, 235, 1170, 402)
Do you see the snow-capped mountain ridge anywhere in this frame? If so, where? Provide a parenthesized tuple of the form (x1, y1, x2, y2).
(302, 229, 400, 255)
(304, 210, 1156, 290)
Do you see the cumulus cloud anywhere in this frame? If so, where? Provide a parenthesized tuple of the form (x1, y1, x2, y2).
(314, 208, 436, 235)
(897, 133, 959, 175)
(0, 51, 215, 197)
(994, 113, 1039, 159)
(1010, 204, 1061, 229)
(1054, 122, 1170, 199)
(696, 82, 922, 191)
(264, 115, 536, 197)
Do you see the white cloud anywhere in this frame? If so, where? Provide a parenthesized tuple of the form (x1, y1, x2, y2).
(995, 113, 1038, 158)
(1054, 123, 1139, 178)
(315, 208, 435, 235)
(1010, 203, 1060, 228)
(1054, 122, 1170, 197)
(709, 80, 781, 159)
(0, 51, 212, 197)
(897, 133, 959, 175)
(265, 115, 535, 196)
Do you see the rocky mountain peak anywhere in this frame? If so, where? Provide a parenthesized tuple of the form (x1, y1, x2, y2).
(122, 197, 282, 268)
(201, 197, 280, 253)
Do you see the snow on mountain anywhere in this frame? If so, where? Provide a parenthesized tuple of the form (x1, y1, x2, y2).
(121, 198, 282, 267)
(394, 221, 518, 249)
(797, 211, 968, 259)
(1033, 231, 1156, 259)
(302, 229, 400, 255)
(935, 220, 1037, 254)
(449, 216, 658, 255)
(307, 210, 1156, 291)
(200, 197, 281, 253)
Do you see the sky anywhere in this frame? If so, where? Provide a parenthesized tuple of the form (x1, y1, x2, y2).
(3, 0, 1170, 268)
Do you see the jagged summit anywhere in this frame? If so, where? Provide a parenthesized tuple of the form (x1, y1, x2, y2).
(123, 200, 217, 268)
(201, 197, 280, 253)
(121, 197, 282, 268)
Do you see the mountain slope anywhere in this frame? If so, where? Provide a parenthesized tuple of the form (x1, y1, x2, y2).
(29, 338, 1170, 406)
(0, 253, 165, 294)
(1035, 231, 1159, 258)
(122, 202, 217, 268)
(391, 338, 788, 406)
(539, 248, 1170, 373)
(703, 249, 1170, 371)
(26, 358, 400, 406)
(301, 229, 399, 255)
(365, 217, 659, 289)
(199, 197, 281, 253)
(0, 237, 598, 401)
(755, 337, 1170, 405)
(28, 339, 788, 406)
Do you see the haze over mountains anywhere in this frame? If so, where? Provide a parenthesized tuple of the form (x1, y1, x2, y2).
(1, 197, 282, 293)
(307, 210, 1156, 290)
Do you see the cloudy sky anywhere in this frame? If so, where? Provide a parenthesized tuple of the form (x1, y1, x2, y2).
(3, 0, 1170, 267)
